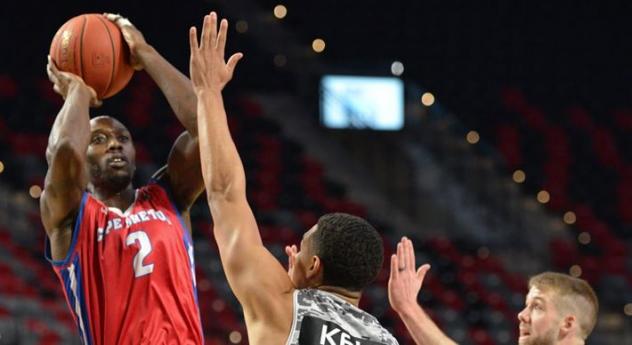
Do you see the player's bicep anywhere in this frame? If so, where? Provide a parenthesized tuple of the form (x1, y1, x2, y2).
(210, 197, 294, 307)
(166, 132, 204, 210)
(41, 142, 87, 232)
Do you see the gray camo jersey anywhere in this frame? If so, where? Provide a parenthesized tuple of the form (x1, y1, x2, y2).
(285, 289, 399, 345)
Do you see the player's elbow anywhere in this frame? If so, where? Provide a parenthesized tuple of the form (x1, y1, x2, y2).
(205, 173, 245, 201)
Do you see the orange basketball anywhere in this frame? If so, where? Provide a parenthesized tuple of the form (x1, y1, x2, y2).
(49, 14, 134, 99)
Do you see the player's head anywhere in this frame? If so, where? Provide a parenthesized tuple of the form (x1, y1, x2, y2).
(86, 116, 136, 191)
(517, 272, 598, 345)
(289, 213, 384, 292)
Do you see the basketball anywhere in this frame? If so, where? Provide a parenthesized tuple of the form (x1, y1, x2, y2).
(49, 14, 134, 99)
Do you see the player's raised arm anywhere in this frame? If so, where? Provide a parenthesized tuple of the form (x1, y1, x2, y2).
(389, 237, 458, 345)
(189, 12, 295, 311)
(105, 13, 204, 211)
(40, 58, 99, 259)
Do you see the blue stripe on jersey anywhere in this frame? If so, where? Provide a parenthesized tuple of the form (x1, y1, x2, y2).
(61, 257, 94, 345)
(45, 192, 88, 267)
(150, 179, 204, 343)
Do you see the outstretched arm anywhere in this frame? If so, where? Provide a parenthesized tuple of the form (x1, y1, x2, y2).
(105, 14, 204, 210)
(41, 58, 99, 260)
(190, 12, 294, 316)
(389, 237, 458, 345)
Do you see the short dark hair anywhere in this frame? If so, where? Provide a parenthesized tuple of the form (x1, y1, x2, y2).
(312, 213, 384, 291)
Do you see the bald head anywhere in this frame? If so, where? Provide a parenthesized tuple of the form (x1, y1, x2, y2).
(90, 115, 129, 132)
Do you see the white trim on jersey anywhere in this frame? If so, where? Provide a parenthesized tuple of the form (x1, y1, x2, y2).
(68, 263, 88, 344)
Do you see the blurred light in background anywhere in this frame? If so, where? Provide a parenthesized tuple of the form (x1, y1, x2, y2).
(569, 265, 582, 277)
(512, 169, 526, 183)
(229, 331, 242, 344)
(273, 54, 287, 67)
(29, 185, 42, 199)
(236, 20, 249, 33)
(466, 130, 480, 144)
(390, 61, 404, 76)
(0, 160, 4, 174)
(212, 299, 225, 312)
(578, 232, 591, 245)
(536, 190, 550, 204)
(421, 92, 435, 106)
(312, 38, 326, 53)
(563, 211, 576, 224)
(477, 246, 490, 259)
(624, 303, 632, 317)
(273, 4, 288, 19)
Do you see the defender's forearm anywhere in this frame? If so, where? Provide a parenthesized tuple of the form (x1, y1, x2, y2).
(139, 45, 198, 136)
(397, 304, 459, 345)
(196, 89, 246, 201)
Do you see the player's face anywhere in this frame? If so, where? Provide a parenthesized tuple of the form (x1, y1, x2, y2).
(517, 287, 561, 345)
(87, 117, 136, 190)
(289, 225, 318, 289)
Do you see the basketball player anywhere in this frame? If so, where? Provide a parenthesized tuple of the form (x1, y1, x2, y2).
(388, 237, 599, 345)
(189, 12, 399, 345)
(42, 14, 206, 344)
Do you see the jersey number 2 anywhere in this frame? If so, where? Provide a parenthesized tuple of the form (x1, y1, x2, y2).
(126, 231, 155, 277)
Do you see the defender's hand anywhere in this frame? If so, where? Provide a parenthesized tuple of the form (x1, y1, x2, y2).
(189, 12, 243, 92)
(388, 237, 431, 314)
(103, 13, 147, 71)
(47, 56, 101, 107)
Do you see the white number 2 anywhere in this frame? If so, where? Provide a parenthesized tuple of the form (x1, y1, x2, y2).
(126, 231, 155, 277)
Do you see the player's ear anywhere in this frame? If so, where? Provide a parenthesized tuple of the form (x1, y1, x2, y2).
(306, 255, 322, 281)
(559, 314, 575, 338)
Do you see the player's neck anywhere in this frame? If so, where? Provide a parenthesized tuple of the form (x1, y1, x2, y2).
(317, 285, 362, 307)
(93, 185, 136, 210)
(556, 336, 584, 345)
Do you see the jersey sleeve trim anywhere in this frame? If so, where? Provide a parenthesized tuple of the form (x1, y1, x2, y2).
(148, 177, 192, 234)
(45, 192, 89, 267)
(284, 289, 300, 345)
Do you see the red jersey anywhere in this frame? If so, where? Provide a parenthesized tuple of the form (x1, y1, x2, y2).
(45, 181, 204, 345)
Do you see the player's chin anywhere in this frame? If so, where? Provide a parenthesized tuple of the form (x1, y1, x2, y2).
(105, 170, 133, 186)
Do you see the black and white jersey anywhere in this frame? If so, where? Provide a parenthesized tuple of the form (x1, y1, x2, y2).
(285, 289, 399, 345)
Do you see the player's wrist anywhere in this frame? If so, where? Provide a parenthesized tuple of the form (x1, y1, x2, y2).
(132, 43, 155, 65)
(194, 85, 222, 96)
(395, 301, 423, 318)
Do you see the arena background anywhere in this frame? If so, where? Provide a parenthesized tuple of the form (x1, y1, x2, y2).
(1, 0, 631, 344)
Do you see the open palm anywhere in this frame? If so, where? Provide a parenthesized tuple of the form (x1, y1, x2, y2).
(189, 12, 243, 92)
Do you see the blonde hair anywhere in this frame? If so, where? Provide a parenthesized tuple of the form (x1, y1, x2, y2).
(529, 272, 599, 339)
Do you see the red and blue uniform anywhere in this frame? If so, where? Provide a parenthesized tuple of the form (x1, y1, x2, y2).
(45, 181, 204, 345)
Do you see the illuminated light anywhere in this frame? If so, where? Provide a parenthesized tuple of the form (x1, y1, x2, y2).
(29, 185, 42, 199)
(229, 331, 242, 344)
(0, 160, 4, 174)
(312, 38, 326, 53)
(569, 265, 582, 277)
(273, 54, 287, 67)
(466, 130, 480, 144)
(390, 61, 404, 76)
(477, 246, 490, 259)
(512, 170, 526, 183)
(624, 303, 632, 316)
(421, 92, 435, 106)
(212, 299, 225, 312)
(235, 20, 249, 33)
(563, 211, 576, 225)
(273, 5, 288, 19)
(578, 232, 591, 245)
(537, 190, 550, 204)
